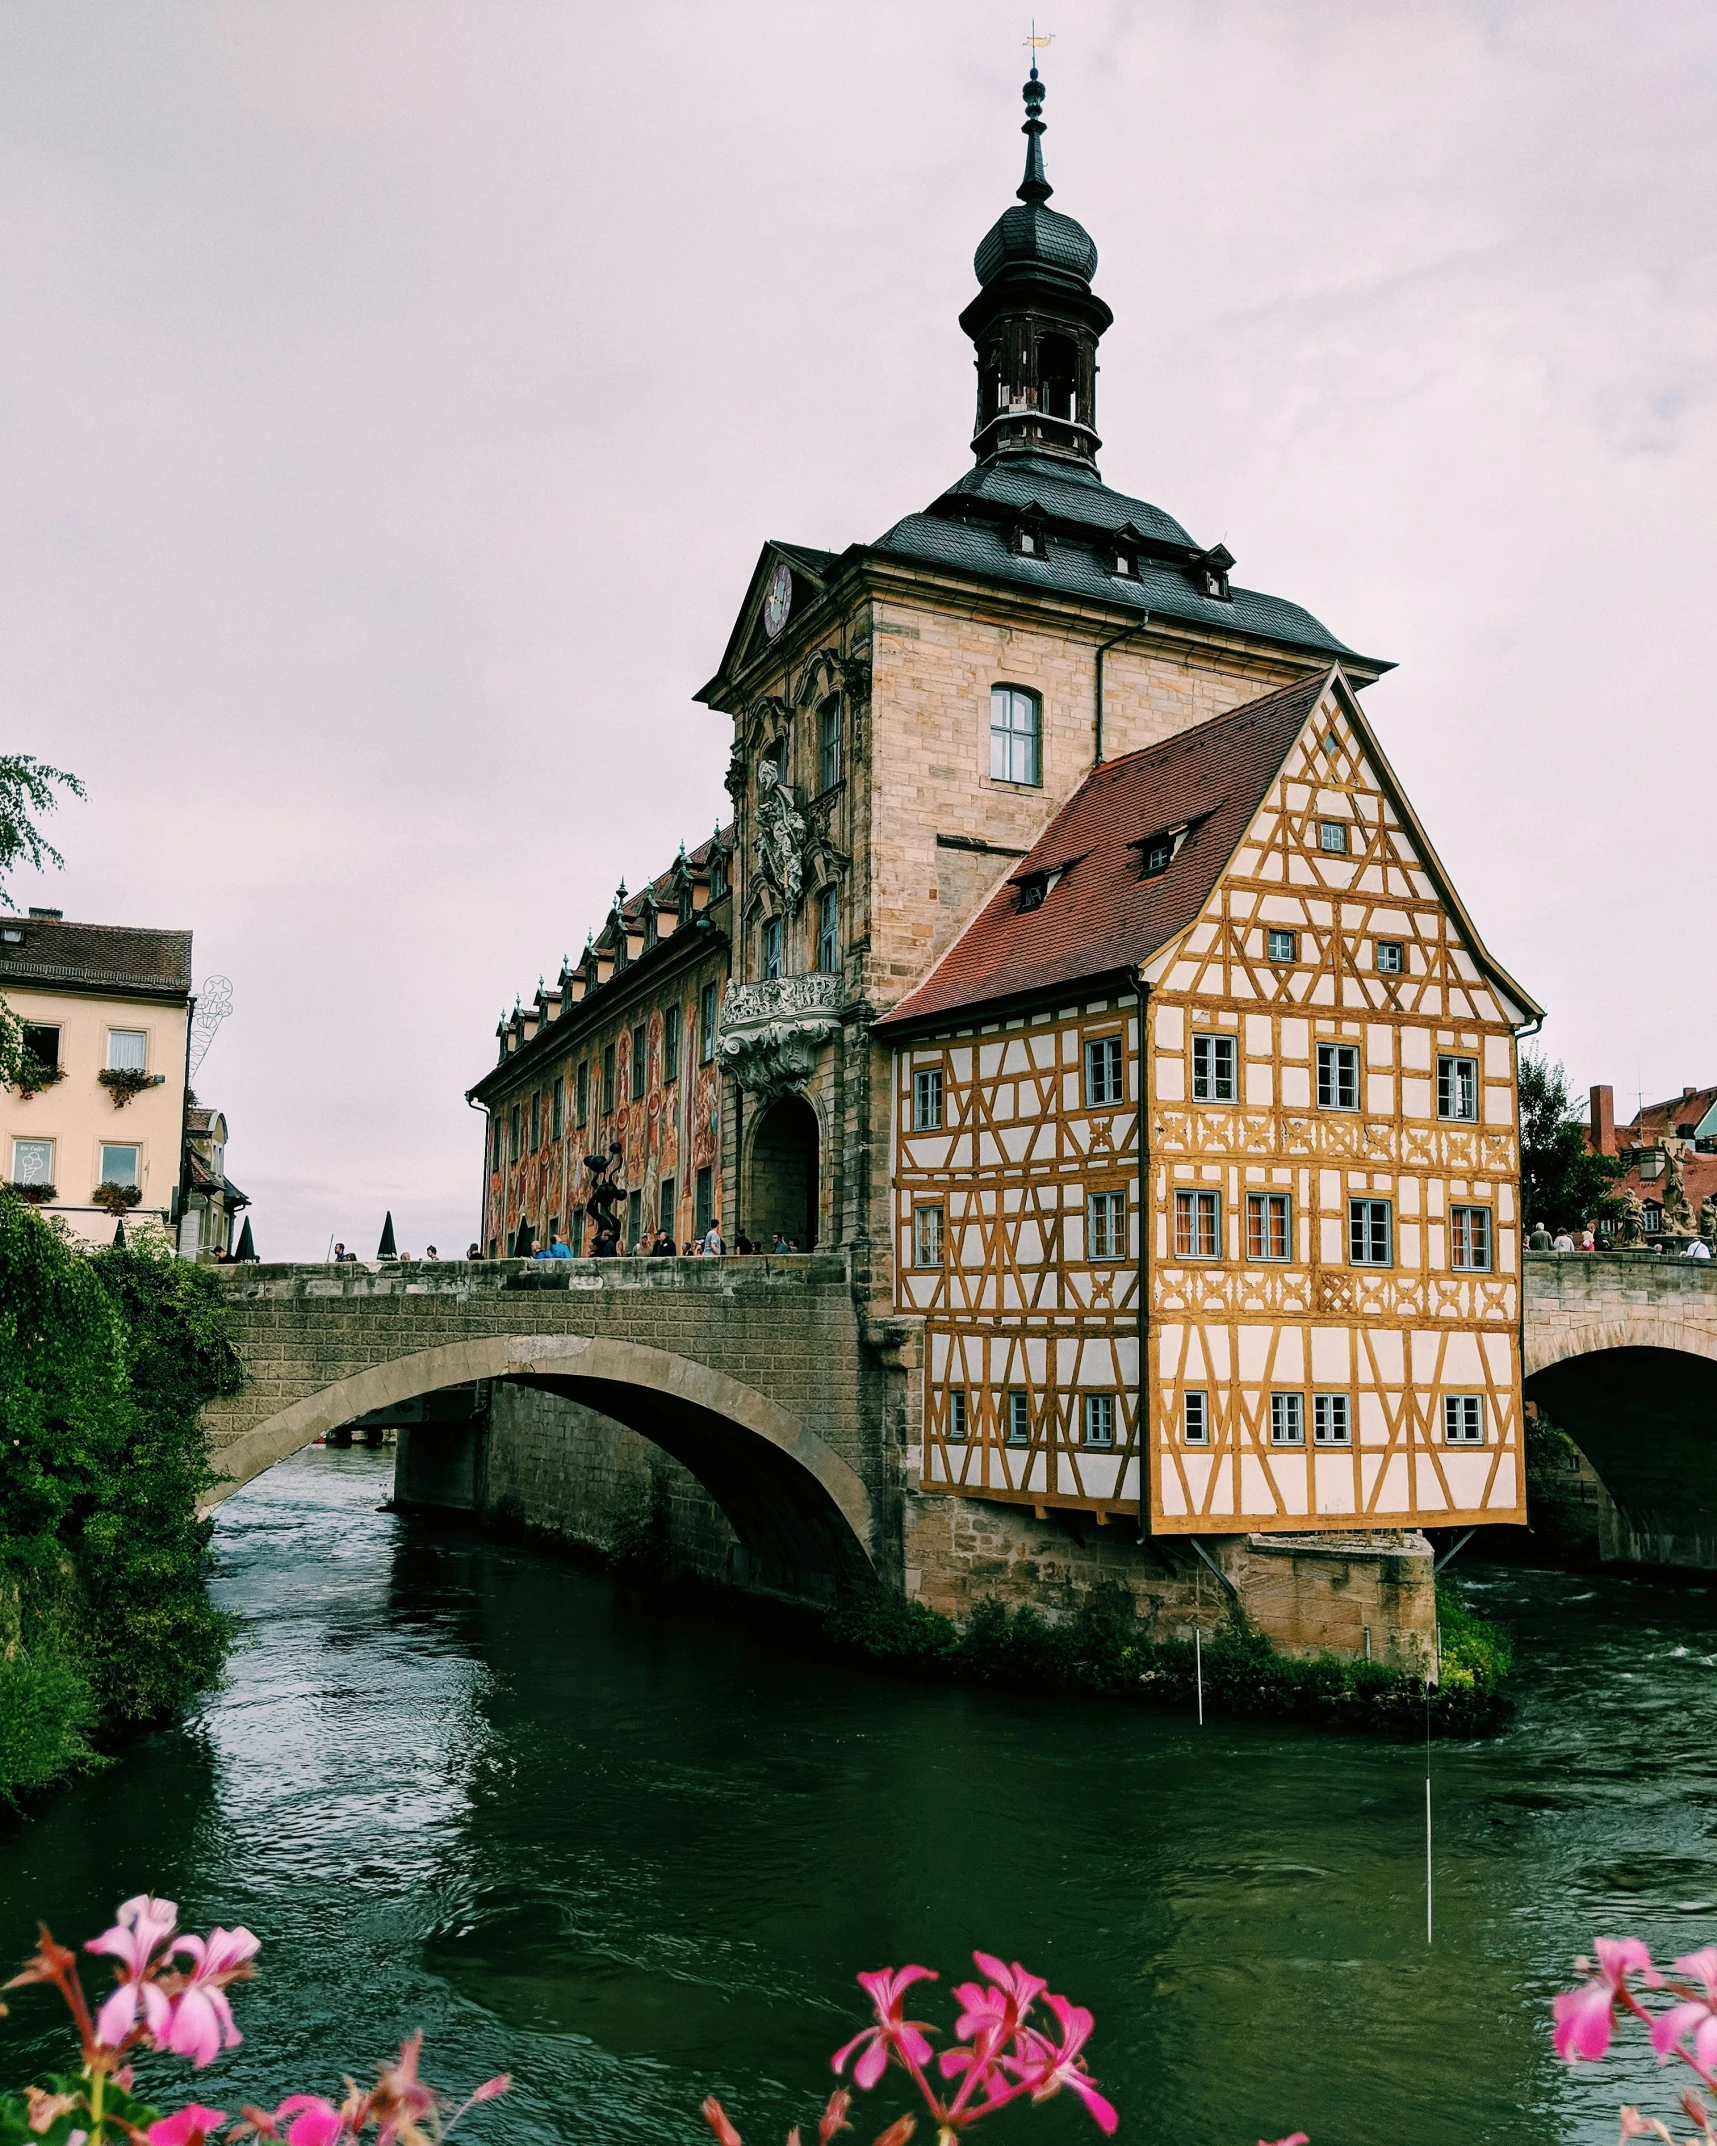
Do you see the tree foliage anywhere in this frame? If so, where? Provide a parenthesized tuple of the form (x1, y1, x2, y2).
(1518, 1053, 1622, 1233)
(0, 1192, 242, 1794)
(0, 755, 85, 1086)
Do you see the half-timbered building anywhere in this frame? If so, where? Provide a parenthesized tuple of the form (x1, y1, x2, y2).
(877, 669, 1541, 1535)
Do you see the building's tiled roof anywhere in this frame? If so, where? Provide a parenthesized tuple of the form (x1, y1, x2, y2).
(1630, 1086, 1717, 1143)
(870, 453, 1362, 661)
(876, 673, 1330, 1033)
(872, 507, 1352, 656)
(1611, 1148, 1717, 1225)
(0, 916, 192, 998)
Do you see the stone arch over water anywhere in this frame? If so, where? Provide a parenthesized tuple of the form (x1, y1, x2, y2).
(207, 1331, 878, 1592)
(1524, 1318, 1717, 1567)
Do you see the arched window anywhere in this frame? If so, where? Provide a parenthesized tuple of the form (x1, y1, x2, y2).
(990, 685, 1041, 786)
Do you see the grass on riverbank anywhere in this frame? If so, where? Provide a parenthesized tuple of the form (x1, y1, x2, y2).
(825, 1581, 1513, 1737)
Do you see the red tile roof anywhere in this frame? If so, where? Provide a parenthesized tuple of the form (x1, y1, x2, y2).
(1630, 1086, 1717, 1143)
(0, 916, 192, 999)
(876, 672, 1331, 1033)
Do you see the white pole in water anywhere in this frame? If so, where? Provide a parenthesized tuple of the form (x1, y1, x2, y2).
(1196, 1627, 1204, 1726)
(1426, 1775, 1434, 1943)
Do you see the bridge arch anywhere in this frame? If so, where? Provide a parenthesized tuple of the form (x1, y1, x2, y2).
(209, 1331, 878, 1590)
(1524, 1315, 1717, 1568)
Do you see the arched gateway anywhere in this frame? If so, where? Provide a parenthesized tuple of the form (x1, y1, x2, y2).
(207, 1255, 898, 1598)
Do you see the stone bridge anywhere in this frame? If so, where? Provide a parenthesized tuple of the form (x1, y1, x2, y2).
(208, 1248, 1717, 1592)
(1524, 1248, 1717, 1566)
(205, 1253, 908, 1599)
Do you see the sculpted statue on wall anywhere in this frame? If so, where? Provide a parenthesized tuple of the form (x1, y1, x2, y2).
(1702, 1193, 1717, 1246)
(756, 758, 807, 912)
(1613, 1187, 1646, 1248)
(1661, 1144, 1697, 1235)
(584, 1145, 625, 1257)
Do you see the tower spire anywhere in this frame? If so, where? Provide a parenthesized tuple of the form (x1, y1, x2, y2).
(1018, 58, 1051, 205)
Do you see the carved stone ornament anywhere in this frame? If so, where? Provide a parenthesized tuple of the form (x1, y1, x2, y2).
(756, 758, 807, 911)
(1613, 1186, 1646, 1247)
(1701, 1193, 1717, 1245)
(716, 974, 843, 1102)
(1661, 1144, 1697, 1234)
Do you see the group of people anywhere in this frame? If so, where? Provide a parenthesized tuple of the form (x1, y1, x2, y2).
(520, 1220, 806, 1261)
(1529, 1223, 1711, 1260)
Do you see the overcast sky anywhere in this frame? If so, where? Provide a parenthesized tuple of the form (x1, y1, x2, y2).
(2, 1, 1712, 1259)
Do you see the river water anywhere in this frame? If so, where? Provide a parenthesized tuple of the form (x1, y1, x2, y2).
(3, 1448, 1716, 2146)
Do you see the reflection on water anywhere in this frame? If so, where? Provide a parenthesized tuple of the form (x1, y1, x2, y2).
(3, 1447, 1717, 2146)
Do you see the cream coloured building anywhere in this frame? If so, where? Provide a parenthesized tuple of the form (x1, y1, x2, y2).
(1, 910, 193, 1246)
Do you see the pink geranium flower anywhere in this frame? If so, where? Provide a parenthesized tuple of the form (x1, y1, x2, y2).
(146, 2105, 227, 2146)
(833, 1967, 938, 2091)
(1552, 1938, 1658, 2064)
(274, 2097, 345, 2146)
(1008, 1995, 1118, 2134)
(1649, 1946, 1717, 2077)
(166, 1927, 260, 2069)
(87, 1896, 179, 2050)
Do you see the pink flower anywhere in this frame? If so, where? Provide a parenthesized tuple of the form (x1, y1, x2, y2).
(165, 1927, 260, 2069)
(1008, 1995, 1118, 2135)
(146, 2105, 227, 2146)
(274, 2096, 344, 2146)
(87, 1896, 179, 2049)
(951, 1956, 1047, 2044)
(1552, 1939, 1658, 2065)
(833, 1966, 938, 2091)
(1649, 1947, 1717, 2075)
(1261, 2135, 1310, 2145)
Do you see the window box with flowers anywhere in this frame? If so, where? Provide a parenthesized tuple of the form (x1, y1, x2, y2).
(12, 1057, 66, 1100)
(93, 1180, 143, 1215)
(97, 1069, 165, 1107)
(6, 1180, 56, 1203)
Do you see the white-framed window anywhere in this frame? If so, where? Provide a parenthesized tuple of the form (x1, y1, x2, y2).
(10, 1138, 53, 1186)
(1084, 1034, 1124, 1106)
(1444, 1394, 1485, 1445)
(1192, 1033, 1237, 1102)
(913, 1066, 944, 1131)
(1246, 1191, 1291, 1261)
(1318, 821, 1349, 855)
(913, 1204, 945, 1267)
(1006, 1390, 1031, 1446)
(818, 693, 842, 794)
(1174, 1188, 1221, 1258)
(1438, 1055, 1478, 1122)
(99, 1144, 140, 1189)
(761, 917, 783, 981)
(106, 1029, 147, 1072)
(1450, 1205, 1492, 1272)
(989, 685, 1041, 786)
(1083, 1393, 1115, 1450)
(699, 982, 720, 1065)
(816, 886, 839, 975)
(1183, 1390, 1210, 1446)
(1087, 1189, 1127, 1261)
(948, 1390, 968, 1443)
(1349, 1198, 1393, 1267)
(1376, 940, 1404, 975)
(1267, 929, 1297, 962)
(1317, 1042, 1360, 1110)
(1270, 1392, 1305, 1447)
(21, 1024, 59, 1072)
(1313, 1393, 1351, 1446)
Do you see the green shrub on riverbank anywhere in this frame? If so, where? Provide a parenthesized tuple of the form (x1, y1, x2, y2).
(826, 1581, 1512, 1737)
(0, 1191, 243, 1804)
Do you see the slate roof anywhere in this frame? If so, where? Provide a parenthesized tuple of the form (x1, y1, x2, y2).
(0, 916, 192, 999)
(872, 453, 1361, 662)
(876, 673, 1331, 1034)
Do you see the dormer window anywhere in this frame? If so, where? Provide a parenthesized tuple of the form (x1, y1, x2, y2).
(1138, 823, 1193, 878)
(1193, 542, 1235, 602)
(0, 925, 21, 947)
(1010, 521, 1047, 559)
(1015, 866, 1064, 913)
(709, 854, 727, 900)
(1112, 548, 1138, 578)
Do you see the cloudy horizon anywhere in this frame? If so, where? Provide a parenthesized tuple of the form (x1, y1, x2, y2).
(2, 1, 1712, 1259)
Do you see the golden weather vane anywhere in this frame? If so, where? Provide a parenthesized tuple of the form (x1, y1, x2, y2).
(1024, 24, 1054, 59)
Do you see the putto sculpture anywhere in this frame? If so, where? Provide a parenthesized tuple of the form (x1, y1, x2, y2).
(755, 757, 807, 911)
(583, 1144, 625, 1257)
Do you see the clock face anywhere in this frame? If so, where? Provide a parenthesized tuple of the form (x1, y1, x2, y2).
(762, 560, 793, 639)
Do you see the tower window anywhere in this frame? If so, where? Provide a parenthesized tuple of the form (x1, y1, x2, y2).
(1113, 549, 1138, 578)
(990, 686, 1041, 785)
(1038, 333, 1079, 423)
(1010, 524, 1047, 559)
(818, 695, 842, 793)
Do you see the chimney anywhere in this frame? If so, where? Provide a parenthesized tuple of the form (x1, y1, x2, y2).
(1590, 1084, 1615, 1156)
(1685, 1086, 1698, 1098)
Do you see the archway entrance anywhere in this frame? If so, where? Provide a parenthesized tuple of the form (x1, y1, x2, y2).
(748, 1095, 819, 1250)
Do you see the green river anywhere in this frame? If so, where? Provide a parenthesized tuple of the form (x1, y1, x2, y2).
(3, 1447, 1715, 2146)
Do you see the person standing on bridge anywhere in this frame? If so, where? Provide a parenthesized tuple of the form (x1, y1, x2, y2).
(701, 1218, 725, 1257)
(1685, 1236, 1712, 1259)
(1529, 1223, 1553, 1251)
